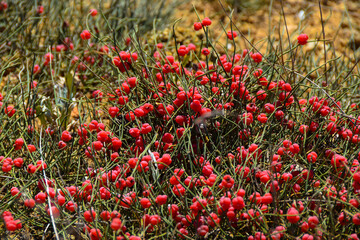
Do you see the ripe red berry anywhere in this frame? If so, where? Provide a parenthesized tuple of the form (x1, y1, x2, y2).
(61, 130, 72, 142)
(14, 138, 24, 150)
(150, 215, 161, 225)
(109, 107, 119, 118)
(36, 5, 44, 14)
(5, 221, 17, 231)
(188, 43, 196, 51)
(134, 108, 145, 117)
(251, 53, 262, 63)
(353, 213, 360, 225)
(297, 34, 309, 45)
(162, 133, 174, 143)
(307, 152, 318, 163)
(308, 216, 319, 228)
(66, 201, 77, 212)
(264, 103, 275, 113)
(155, 195, 167, 205)
(24, 199, 35, 208)
(5, 106, 16, 117)
(232, 197, 245, 210)
(36, 160, 47, 171)
(92, 141, 103, 151)
(221, 175, 235, 188)
(197, 224, 209, 236)
(84, 209, 96, 222)
(302, 234, 314, 240)
(80, 30, 91, 40)
(190, 100, 202, 112)
(140, 198, 151, 208)
(287, 207, 300, 223)
(10, 187, 21, 199)
(111, 211, 121, 219)
(89, 9, 97, 16)
(299, 125, 309, 134)
(178, 45, 189, 56)
(301, 221, 309, 232)
(100, 211, 110, 221)
(242, 112, 254, 125)
(0, 1, 8, 11)
(256, 90, 267, 100)
(110, 218, 122, 231)
(202, 17, 212, 26)
(58, 141, 67, 149)
(35, 192, 47, 204)
(194, 22, 202, 31)
(141, 123, 152, 134)
(354, 172, 360, 183)
(201, 48, 210, 56)
(127, 77, 137, 88)
(111, 137, 122, 151)
(289, 144, 300, 154)
(90, 229, 102, 240)
(227, 31, 237, 40)
(349, 234, 359, 240)
(27, 164, 36, 173)
(262, 193, 273, 205)
(47, 206, 60, 218)
(129, 128, 140, 138)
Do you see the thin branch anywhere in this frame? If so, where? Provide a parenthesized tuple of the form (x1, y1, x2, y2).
(319, 0, 328, 86)
(39, 128, 60, 240)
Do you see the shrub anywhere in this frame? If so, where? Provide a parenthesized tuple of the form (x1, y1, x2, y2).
(0, 1, 360, 239)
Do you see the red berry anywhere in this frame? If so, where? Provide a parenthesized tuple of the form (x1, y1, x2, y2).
(353, 213, 360, 225)
(100, 211, 110, 221)
(13, 158, 23, 167)
(5, 106, 16, 117)
(92, 141, 103, 151)
(353, 172, 360, 183)
(24, 199, 35, 208)
(10, 187, 21, 199)
(140, 198, 151, 208)
(202, 17, 212, 26)
(201, 48, 210, 56)
(84, 209, 96, 222)
(90, 9, 97, 16)
(308, 216, 319, 228)
(129, 128, 140, 138)
(89, 229, 102, 240)
(61, 131, 72, 142)
(109, 107, 119, 118)
(251, 53, 262, 63)
(227, 31, 237, 40)
(287, 207, 300, 223)
(301, 221, 309, 232)
(307, 152, 318, 163)
(297, 34, 309, 45)
(35, 192, 47, 204)
(194, 22, 202, 31)
(47, 206, 60, 218)
(155, 195, 167, 205)
(80, 30, 91, 40)
(14, 138, 24, 150)
(110, 218, 122, 231)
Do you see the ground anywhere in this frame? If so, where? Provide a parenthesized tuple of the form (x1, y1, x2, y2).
(168, 0, 360, 61)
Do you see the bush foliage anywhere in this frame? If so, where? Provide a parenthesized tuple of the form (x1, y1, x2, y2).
(1, 1, 360, 239)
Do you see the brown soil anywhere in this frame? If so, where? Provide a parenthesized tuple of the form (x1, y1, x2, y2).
(164, 0, 360, 61)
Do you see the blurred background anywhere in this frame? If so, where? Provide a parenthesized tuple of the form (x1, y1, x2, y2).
(172, 0, 360, 59)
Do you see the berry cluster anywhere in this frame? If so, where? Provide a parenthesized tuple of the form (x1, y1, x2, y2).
(1, 3, 360, 240)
